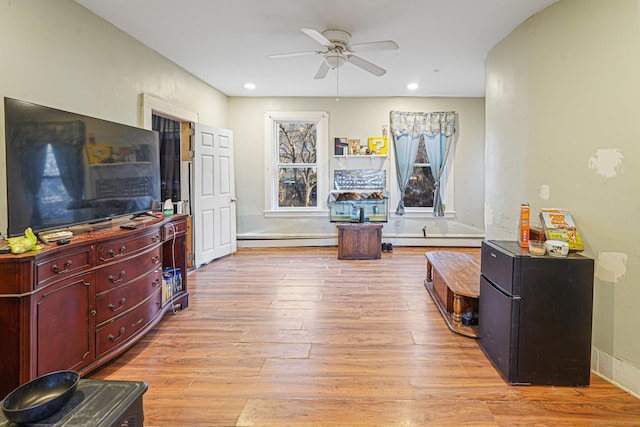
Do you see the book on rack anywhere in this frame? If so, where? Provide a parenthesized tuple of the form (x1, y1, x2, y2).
(539, 208, 585, 251)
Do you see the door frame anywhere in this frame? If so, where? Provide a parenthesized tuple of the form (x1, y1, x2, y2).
(140, 94, 198, 135)
(140, 93, 198, 262)
(140, 95, 197, 204)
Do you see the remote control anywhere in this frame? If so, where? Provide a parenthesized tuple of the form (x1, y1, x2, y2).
(120, 223, 143, 230)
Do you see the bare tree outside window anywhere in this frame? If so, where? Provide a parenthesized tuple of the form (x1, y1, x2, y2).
(277, 121, 318, 207)
(404, 139, 436, 207)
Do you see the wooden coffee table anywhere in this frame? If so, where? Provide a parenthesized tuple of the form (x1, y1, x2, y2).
(424, 251, 481, 338)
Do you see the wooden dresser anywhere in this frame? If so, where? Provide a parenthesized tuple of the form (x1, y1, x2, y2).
(0, 215, 188, 399)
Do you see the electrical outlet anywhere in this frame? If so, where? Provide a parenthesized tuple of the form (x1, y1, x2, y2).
(395, 220, 401, 227)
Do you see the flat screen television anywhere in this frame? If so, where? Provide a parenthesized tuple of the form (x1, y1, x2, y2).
(4, 97, 161, 236)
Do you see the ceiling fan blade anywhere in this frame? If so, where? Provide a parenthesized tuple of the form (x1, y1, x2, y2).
(267, 51, 321, 59)
(346, 54, 386, 76)
(350, 40, 399, 53)
(314, 61, 331, 79)
(301, 28, 335, 49)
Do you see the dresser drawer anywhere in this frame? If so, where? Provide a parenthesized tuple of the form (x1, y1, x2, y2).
(96, 247, 162, 294)
(164, 219, 187, 240)
(96, 230, 162, 264)
(481, 241, 516, 295)
(36, 248, 92, 289)
(96, 290, 162, 357)
(95, 268, 162, 325)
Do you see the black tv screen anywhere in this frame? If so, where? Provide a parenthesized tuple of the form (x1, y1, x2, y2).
(4, 97, 161, 236)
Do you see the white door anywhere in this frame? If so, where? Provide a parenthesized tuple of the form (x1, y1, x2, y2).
(192, 124, 236, 267)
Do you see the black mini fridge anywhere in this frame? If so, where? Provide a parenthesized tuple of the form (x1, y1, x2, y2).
(478, 240, 594, 386)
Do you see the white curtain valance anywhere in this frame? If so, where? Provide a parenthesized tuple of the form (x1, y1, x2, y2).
(389, 111, 456, 138)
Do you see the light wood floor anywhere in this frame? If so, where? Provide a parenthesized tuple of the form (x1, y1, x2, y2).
(90, 247, 640, 426)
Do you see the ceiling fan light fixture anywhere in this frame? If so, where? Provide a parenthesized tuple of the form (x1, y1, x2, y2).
(324, 53, 347, 69)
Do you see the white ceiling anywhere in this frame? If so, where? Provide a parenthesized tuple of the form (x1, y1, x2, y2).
(73, 0, 557, 98)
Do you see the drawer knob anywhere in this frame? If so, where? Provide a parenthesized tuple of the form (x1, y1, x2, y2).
(51, 260, 72, 274)
(90, 309, 97, 316)
(108, 271, 126, 283)
(152, 255, 160, 264)
(108, 298, 126, 312)
(151, 234, 161, 243)
(108, 327, 126, 342)
(151, 278, 161, 288)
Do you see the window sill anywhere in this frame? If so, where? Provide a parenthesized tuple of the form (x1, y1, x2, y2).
(264, 209, 330, 218)
(391, 209, 456, 219)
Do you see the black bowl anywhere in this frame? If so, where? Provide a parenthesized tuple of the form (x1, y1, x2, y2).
(2, 370, 79, 424)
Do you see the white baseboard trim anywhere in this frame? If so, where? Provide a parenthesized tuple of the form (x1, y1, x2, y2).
(236, 235, 484, 248)
(591, 347, 640, 399)
(237, 238, 336, 248)
(391, 237, 483, 247)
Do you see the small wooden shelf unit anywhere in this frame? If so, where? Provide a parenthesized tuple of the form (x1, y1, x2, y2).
(337, 223, 383, 260)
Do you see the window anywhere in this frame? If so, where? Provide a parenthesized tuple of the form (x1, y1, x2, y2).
(265, 112, 328, 215)
(277, 121, 317, 207)
(404, 139, 436, 208)
(402, 138, 454, 213)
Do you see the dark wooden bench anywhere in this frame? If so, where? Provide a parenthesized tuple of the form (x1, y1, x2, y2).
(424, 250, 481, 338)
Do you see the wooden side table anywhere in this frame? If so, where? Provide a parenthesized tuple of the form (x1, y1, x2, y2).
(0, 380, 148, 426)
(337, 223, 383, 260)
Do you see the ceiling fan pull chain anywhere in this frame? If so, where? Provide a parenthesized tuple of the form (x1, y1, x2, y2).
(336, 61, 340, 101)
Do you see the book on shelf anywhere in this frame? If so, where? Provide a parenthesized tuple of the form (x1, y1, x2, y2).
(539, 208, 584, 251)
(334, 138, 348, 155)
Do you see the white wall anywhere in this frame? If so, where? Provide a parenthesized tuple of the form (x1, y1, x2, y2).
(486, 0, 640, 396)
(0, 0, 229, 236)
(228, 97, 485, 245)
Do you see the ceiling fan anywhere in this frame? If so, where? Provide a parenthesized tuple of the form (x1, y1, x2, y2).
(267, 28, 399, 79)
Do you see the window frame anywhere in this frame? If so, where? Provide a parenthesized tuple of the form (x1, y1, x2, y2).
(264, 111, 329, 217)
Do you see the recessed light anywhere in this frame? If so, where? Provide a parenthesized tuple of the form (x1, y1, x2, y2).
(244, 82, 256, 90)
(407, 83, 419, 90)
